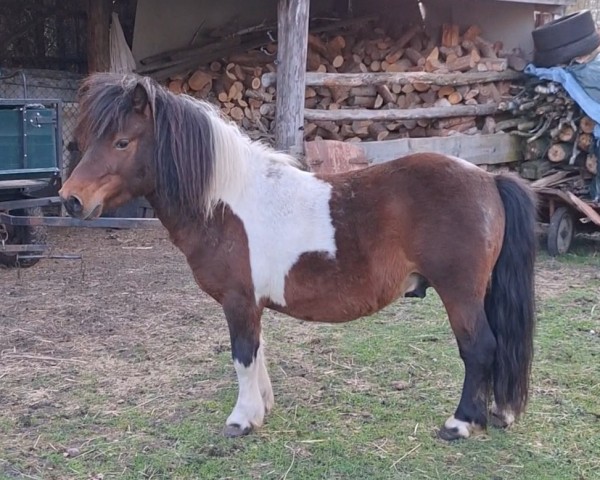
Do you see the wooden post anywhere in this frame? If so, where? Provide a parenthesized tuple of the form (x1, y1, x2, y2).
(87, 0, 111, 73)
(275, 0, 310, 154)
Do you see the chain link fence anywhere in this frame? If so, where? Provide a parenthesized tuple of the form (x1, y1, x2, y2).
(0, 68, 83, 176)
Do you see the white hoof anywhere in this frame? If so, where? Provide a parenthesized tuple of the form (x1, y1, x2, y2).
(439, 415, 483, 441)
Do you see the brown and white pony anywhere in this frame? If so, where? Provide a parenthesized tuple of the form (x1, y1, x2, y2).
(60, 73, 536, 441)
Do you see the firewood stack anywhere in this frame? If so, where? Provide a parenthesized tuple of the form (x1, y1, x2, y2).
(165, 48, 278, 141)
(298, 22, 524, 142)
(497, 80, 598, 186)
(163, 20, 526, 143)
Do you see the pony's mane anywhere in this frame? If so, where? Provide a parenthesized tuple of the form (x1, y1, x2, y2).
(76, 72, 298, 219)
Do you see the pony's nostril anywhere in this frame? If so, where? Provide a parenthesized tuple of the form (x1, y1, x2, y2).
(64, 195, 83, 216)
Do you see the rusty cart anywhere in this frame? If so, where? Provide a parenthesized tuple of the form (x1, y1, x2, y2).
(534, 185, 600, 256)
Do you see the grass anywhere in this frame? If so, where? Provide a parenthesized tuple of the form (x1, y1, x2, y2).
(1, 237, 599, 480)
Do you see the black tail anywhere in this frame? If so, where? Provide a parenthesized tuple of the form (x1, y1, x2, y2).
(486, 174, 536, 418)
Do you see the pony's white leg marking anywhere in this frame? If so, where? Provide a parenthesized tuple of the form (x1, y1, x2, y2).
(491, 402, 516, 428)
(226, 359, 265, 432)
(256, 340, 274, 412)
(444, 415, 482, 439)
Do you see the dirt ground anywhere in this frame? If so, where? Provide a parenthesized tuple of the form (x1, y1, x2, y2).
(0, 227, 599, 478)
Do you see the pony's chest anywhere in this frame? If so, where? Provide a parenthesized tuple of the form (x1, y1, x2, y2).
(226, 168, 337, 306)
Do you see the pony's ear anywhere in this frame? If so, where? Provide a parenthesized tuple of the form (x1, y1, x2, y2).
(132, 83, 149, 114)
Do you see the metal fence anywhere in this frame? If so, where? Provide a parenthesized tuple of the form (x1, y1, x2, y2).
(0, 68, 83, 176)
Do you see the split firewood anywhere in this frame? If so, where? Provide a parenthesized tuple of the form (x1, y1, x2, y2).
(376, 84, 397, 105)
(188, 69, 213, 91)
(524, 138, 551, 161)
(577, 133, 593, 152)
(163, 20, 541, 143)
(557, 124, 576, 142)
(579, 116, 596, 134)
(447, 49, 480, 72)
(473, 36, 497, 58)
(482, 116, 496, 134)
(462, 25, 483, 42)
(586, 154, 598, 174)
(351, 120, 372, 136)
(547, 143, 573, 163)
(447, 91, 464, 105)
(404, 47, 425, 67)
(168, 78, 184, 94)
(441, 24, 460, 47)
(368, 122, 390, 141)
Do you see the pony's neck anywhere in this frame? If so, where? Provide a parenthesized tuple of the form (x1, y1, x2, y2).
(200, 103, 299, 209)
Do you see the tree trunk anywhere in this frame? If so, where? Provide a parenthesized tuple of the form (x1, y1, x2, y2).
(275, 0, 310, 154)
(87, 0, 111, 73)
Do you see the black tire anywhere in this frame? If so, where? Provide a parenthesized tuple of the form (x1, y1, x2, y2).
(547, 206, 575, 256)
(534, 31, 600, 67)
(0, 207, 48, 268)
(533, 10, 596, 52)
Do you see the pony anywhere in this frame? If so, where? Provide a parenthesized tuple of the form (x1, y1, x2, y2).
(60, 73, 536, 441)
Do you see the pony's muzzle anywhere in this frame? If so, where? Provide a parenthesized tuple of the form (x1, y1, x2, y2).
(62, 195, 84, 218)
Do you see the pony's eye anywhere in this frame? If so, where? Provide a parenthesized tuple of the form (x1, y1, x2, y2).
(115, 139, 130, 150)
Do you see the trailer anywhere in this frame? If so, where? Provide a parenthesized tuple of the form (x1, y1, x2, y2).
(534, 185, 600, 256)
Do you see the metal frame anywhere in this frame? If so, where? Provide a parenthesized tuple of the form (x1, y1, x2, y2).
(0, 212, 161, 229)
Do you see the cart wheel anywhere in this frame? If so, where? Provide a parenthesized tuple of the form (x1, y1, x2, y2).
(547, 206, 575, 256)
(0, 207, 48, 268)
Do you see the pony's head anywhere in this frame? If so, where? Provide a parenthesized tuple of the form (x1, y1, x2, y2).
(61, 72, 298, 221)
(60, 74, 158, 219)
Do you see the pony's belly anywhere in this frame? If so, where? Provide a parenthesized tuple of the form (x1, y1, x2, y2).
(272, 275, 404, 323)
(270, 296, 381, 323)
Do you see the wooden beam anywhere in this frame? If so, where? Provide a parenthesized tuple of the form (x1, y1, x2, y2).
(304, 104, 499, 122)
(275, 0, 310, 154)
(363, 133, 522, 166)
(262, 70, 523, 88)
(87, 0, 112, 73)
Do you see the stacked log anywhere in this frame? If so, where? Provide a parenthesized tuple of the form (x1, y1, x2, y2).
(165, 48, 278, 141)
(162, 20, 525, 143)
(497, 80, 598, 182)
(282, 23, 521, 142)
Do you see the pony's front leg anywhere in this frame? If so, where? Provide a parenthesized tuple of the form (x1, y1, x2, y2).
(222, 296, 273, 437)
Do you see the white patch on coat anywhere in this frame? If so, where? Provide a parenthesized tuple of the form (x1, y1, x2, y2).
(193, 99, 336, 306)
(226, 359, 265, 430)
(220, 157, 336, 306)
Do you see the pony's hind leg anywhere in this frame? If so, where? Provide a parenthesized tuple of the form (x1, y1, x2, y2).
(222, 296, 273, 437)
(438, 300, 496, 441)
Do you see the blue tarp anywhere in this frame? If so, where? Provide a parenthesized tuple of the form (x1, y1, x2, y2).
(525, 59, 600, 201)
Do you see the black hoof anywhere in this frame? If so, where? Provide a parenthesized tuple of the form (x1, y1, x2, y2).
(223, 423, 252, 438)
(437, 426, 466, 441)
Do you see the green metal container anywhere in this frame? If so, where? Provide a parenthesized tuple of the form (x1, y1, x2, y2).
(0, 100, 61, 181)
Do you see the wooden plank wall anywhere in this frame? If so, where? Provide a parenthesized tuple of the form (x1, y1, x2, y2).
(363, 133, 522, 165)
